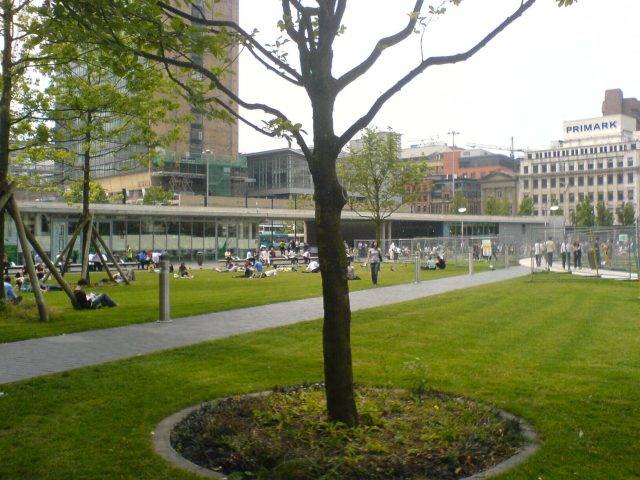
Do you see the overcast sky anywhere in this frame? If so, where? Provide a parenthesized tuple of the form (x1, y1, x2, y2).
(237, 0, 640, 155)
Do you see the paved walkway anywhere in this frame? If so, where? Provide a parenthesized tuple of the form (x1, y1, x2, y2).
(0, 267, 528, 385)
(518, 258, 638, 280)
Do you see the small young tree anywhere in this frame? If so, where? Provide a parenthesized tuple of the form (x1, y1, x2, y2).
(595, 201, 613, 227)
(485, 196, 511, 216)
(616, 202, 635, 226)
(575, 197, 595, 227)
(63, 178, 108, 204)
(143, 185, 173, 205)
(518, 196, 534, 216)
(338, 128, 428, 243)
(50, 0, 577, 426)
(450, 190, 468, 214)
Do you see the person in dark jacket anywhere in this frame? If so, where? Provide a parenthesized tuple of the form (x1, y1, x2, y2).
(74, 279, 117, 309)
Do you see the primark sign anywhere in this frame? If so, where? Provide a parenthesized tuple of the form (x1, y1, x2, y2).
(563, 114, 634, 140)
(566, 120, 617, 134)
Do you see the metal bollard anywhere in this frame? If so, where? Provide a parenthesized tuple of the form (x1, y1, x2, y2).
(414, 252, 421, 284)
(158, 259, 171, 323)
(468, 252, 474, 275)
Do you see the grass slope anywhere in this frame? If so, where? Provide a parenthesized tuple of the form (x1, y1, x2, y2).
(0, 275, 638, 479)
(1, 262, 480, 343)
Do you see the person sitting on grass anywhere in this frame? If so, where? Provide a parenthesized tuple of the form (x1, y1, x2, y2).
(346, 263, 360, 280)
(215, 260, 238, 273)
(303, 259, 320, 273)
(435, 255, 446, 270)
(73, 279, 117, 309)
(178, 262, 193, 279)
(3, 275, 22, 305)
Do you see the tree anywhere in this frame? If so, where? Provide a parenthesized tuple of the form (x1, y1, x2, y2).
(143, 185, 173, 205)
(595, 201, 613, 227)
(485, 196, 511, 216)
(574, 197, 595, 227)
(518, 196, 534, 216)
(616, 202, 636, 226)
(338, 128, 428, 243)
(63, 178, 108, 204)
(450, 191, 468, 214)
(50, 0, 576, 426)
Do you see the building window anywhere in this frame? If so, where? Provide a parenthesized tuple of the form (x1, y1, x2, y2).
(542, 164, 547, 173)
(607, 192, 613, 201)
(569, 193, 575, 203)
(533, 165, 539, 174)
(541, 179, 547, 188)
(578, 177, 584, 186)
(579, 193, 584, 201)
(617, 160, 624, 168)
(607, 174, 613, 185)
(523, 179, 529, 189)
(629, 190, 635, 200)
(617, 173, 624, 184)
(523, 165, 529, 174)
(569, 177, 575, 187)
(618, 191, 624, 201)
(542, 194, 548, 204)
(551, 178, 556, 188)
(588, 193, 594, 201)
(560, 193, 564, 203)
(533, 179, 538, 189)
(533, 194, 539, 204)
(597, 176, 603, 186)
(628, 173, 634, 184)
(588, 176, 594, 186)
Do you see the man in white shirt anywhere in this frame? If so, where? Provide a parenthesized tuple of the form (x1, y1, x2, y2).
(534, 241, 542, 267)
(545, 237, 555, 270)
(560, 241, 568, 270)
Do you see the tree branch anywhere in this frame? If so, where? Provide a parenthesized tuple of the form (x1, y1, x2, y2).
(336, 0, 423, 92)
(338, 0, 537, 149)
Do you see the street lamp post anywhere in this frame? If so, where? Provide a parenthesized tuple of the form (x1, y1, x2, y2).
(458, 207, 467, 262)
(203, 149, 211, 207)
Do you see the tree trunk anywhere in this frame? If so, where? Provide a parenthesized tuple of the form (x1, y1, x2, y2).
(80, 118, 91, 283)
(0, 1, 13, 301)
(311, 147, 358, 427)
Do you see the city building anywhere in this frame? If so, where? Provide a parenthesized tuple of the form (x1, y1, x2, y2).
(245, 148, 313, 199)
(519, 90, 640, 223)
(410, 175, 481, 215)
(480, 171, 518, 215)
(77, 0, 240, 201)
(3, 200, 555, 264)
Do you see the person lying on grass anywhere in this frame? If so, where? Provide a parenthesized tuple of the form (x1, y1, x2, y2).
(3, 276, 22, 305)
(73, 279, 118, 309)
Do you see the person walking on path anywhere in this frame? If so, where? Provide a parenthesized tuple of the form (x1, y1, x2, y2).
(534, 241, 542, 268)
(573, 240, 582, 269)
(367, 241, 382, 285)
(545, 237, 555, 270)
(561, 240, 568, 270)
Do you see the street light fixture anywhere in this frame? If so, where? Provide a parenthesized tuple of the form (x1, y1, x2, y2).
(458, 207, 467, 253)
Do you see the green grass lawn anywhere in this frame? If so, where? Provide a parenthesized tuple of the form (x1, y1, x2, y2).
(1, 261, 483, 343)
(0, 275, 639, 479)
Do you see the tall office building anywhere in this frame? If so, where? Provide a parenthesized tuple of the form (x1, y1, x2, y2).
(518, 90, 640, 224)
(71, 0, 240, 201)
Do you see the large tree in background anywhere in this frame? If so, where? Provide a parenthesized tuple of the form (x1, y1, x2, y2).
(574, 197, 595, 227)
(48, 0, 575, 425)
(338, 128, 428, 243)
(595, 201, 613, 227)
(616, 202, 636, 226)
(484, 196, 512, 216)
(518, 196, 534, 216)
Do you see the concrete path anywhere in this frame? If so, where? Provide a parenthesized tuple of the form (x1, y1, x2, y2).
(518, 257, 638, 280)
(0, 267, 528, 385)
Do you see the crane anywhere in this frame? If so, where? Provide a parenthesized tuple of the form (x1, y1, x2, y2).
(466, 136, 526, 159)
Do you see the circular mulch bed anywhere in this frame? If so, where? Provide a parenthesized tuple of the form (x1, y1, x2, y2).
(163, 385, 534, 480)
